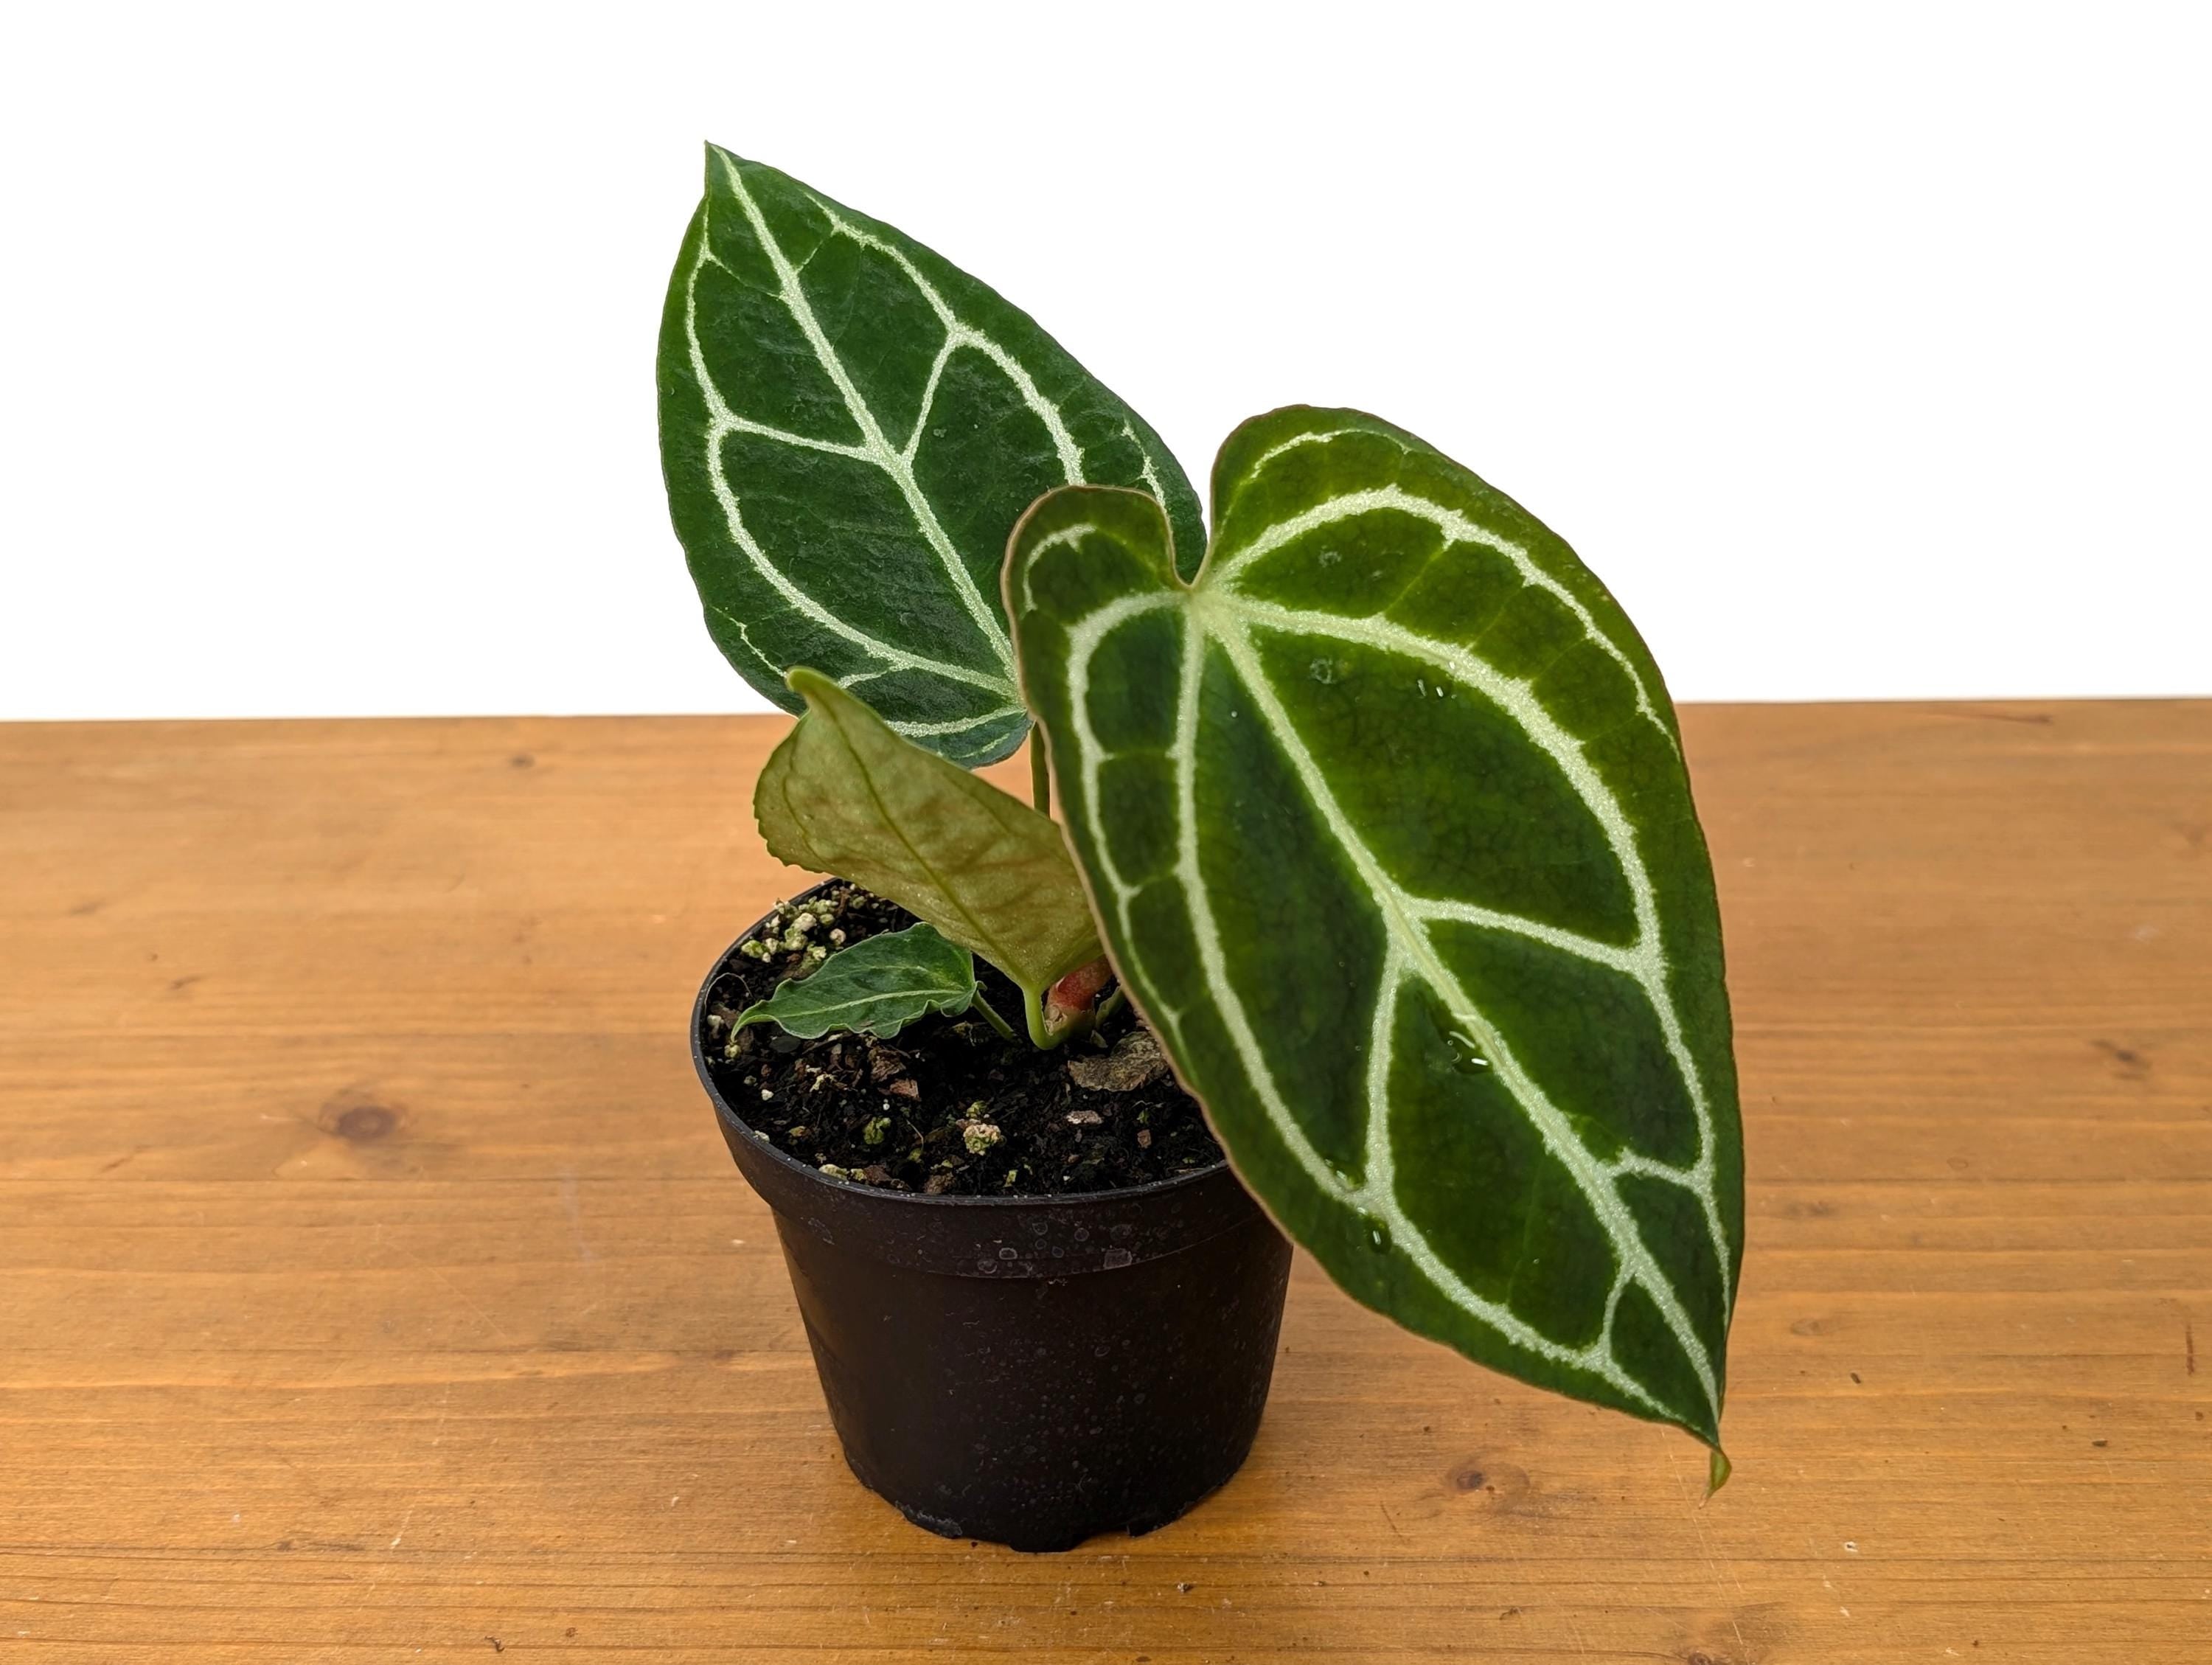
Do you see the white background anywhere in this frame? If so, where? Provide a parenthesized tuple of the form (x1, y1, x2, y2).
(2, 1, 2205, 720)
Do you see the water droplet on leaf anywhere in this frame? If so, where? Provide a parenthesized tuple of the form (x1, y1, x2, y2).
(1361, 1213, 1393, 1253)
(1446, 1030, 1491, 1072)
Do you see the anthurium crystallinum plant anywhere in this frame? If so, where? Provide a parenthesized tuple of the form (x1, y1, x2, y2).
(661, 144, 1745, 1548)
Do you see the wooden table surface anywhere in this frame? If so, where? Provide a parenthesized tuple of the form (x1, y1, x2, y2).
(3, 702, 2208, 1663)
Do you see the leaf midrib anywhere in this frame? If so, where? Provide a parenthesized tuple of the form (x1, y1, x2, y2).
(751, 984, 971, 1025)
(681, 252, 1015, 705)
(1037, 514, 1728, 1429)
(1211, 585, 1733, 1296)
(1204, 616, 1722, 1424)
(712, 153, 1018, 684)
(818, 699, 1039, 990)
(1145, 601, 1674, 1421)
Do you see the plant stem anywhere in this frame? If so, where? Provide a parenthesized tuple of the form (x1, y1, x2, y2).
(1029, 740, 1051, 817)
(1021, 983, 1082, 1051)
(970, 991, 1017, 1042)
(1022, 984, 1052, 1049)
(1019, 980, 1115, 1052)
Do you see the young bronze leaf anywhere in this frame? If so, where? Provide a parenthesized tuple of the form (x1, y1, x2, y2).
(1005, 408, 1744, 1450)
(756, 670, 1102, 1001)
(732, 922, 978, 1040)
(658, 145, 1205, 766)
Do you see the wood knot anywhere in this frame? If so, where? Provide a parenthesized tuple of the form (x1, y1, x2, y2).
(2093, 1038, 2150, 1080)
(319, 1092, 404, 1144)
(334, 1105, 397, 1141)
(1444, 1456, 1530, 1509)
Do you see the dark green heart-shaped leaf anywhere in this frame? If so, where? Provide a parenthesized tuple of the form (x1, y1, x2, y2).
(658, 146, 1206, 765)
(734, 922, 978, 1040)
(1006, 406, 1743, 1450)
(757, 670, 1101, 1009)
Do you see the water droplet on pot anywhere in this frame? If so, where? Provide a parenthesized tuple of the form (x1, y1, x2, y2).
(1102, 1246, 1134, 1270)
(997, 1245, 1018, 1259)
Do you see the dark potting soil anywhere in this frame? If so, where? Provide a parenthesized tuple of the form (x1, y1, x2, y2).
(700, 883, 1225, 1197)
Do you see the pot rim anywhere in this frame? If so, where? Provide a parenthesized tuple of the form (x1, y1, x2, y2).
(692, 880, 1231, 1213)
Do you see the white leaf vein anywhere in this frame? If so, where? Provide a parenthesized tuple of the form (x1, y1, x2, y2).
(712, 156, 1016, 681)
(1226, 591, 1733, 1318)
(1206, 618, 1721, 1422)
(1040, 496, 1735, 1430)
(804, 197, 1086, 484)
(1140, 608, 1674, 1420)
(1212, 480, 1676, 749)
(682, 251, 1010, 701)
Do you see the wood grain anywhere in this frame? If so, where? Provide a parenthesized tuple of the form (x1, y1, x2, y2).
(2, 702, 2207, 1663)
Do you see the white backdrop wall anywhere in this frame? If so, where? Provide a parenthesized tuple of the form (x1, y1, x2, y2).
(2, 1, 2206, 720)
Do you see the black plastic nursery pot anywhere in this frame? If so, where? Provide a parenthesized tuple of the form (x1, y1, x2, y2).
(692, 888, 1293, 1553)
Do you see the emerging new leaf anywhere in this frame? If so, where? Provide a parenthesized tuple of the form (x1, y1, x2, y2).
(757, 669, 1102, 1005)
(1006, 407, 1744, 1450)
(658, 146, 1206, 765)
(731, 922, 978, 1040)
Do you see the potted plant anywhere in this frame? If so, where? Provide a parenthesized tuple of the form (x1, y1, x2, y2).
(659, 146, 1744, 1552)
